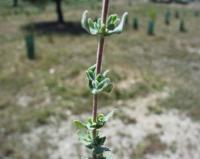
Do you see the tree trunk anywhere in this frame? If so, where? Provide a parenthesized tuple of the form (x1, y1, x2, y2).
(55, 0, 64, 23)
(128, 0, 132, 6)
(13, 0, 18, 7)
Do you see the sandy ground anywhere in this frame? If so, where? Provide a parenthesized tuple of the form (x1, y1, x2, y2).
(22, 88, 200, 159)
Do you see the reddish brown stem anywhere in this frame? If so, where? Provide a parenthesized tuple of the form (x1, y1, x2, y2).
(92, 0, 110, 127)
(92, 0, 110, 158)
(101, 0, 110, 24)
(92, 0, 109, 128)
(92, 38, 105, 124)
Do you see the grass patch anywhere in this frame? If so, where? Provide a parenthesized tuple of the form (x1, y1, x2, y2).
(148, 105, 163, 115)
(160, 87, 200, 121)
(132, 133, 167, 158)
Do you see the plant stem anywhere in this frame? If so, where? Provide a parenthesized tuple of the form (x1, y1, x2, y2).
(92, 38, 105, 124)
(92, 0, 110, 158)
(92, 0, 110, 129)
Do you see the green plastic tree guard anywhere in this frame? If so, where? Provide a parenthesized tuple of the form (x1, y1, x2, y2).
(147, 20, 155, 35)
(175, 10, 180, 19)
(165, 10, 171, 25)
(25, 34, 35, 60)
(132, 17, 139, 30)
(179, 19, 186, 32)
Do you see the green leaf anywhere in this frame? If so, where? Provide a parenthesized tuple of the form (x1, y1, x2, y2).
(103, 82, 113, 93)
(107, 14, 118, 24)
(88, 64, 96, 72)
(108, 12, 128, 35)
(100, 24, 106, 35)
(97, 114, 105, 122)
(86, 118, 96, 130)
(107, 14, 120, 30)
(94, 146, 110, 154)
(88, 80, 93, 90)
(95, 136, 106, 146)
(77, 130, 94, 148)
(81, 139, 92, 145)
(88, 19, 98, 35)
(86, 69, 95, 81)
(81, 10, 90, 33)
(104, 111, 114, 122)
(96, 74, 104, 83)
(102, 70, 110, 77)
(96, 18, 101, 30)
(98, 78, 113, 93)
(88, 18, 94, 29)
(96, 115, 105, 128)
(74, 120, 87, 130)
(97, 78, 107, 90)
(81, 11, 128, 36)
(86, 65, 113, 94)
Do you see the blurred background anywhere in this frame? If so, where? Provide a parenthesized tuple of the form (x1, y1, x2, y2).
(0, 0, 200, 159)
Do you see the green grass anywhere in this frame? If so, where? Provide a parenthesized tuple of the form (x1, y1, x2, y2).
(132, 133, 167, 159)
(0, 1, 200, 158)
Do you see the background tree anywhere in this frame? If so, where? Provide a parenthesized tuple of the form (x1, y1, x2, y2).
(13, 0, 18, 7)
(23, 0, 64, 23)
(55, 0, 64, 23)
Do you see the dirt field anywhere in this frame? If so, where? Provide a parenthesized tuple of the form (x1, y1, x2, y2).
(0, 1, 200, 159)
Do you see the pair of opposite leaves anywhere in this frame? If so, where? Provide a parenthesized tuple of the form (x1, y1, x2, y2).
(81, 10, 128, 36)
